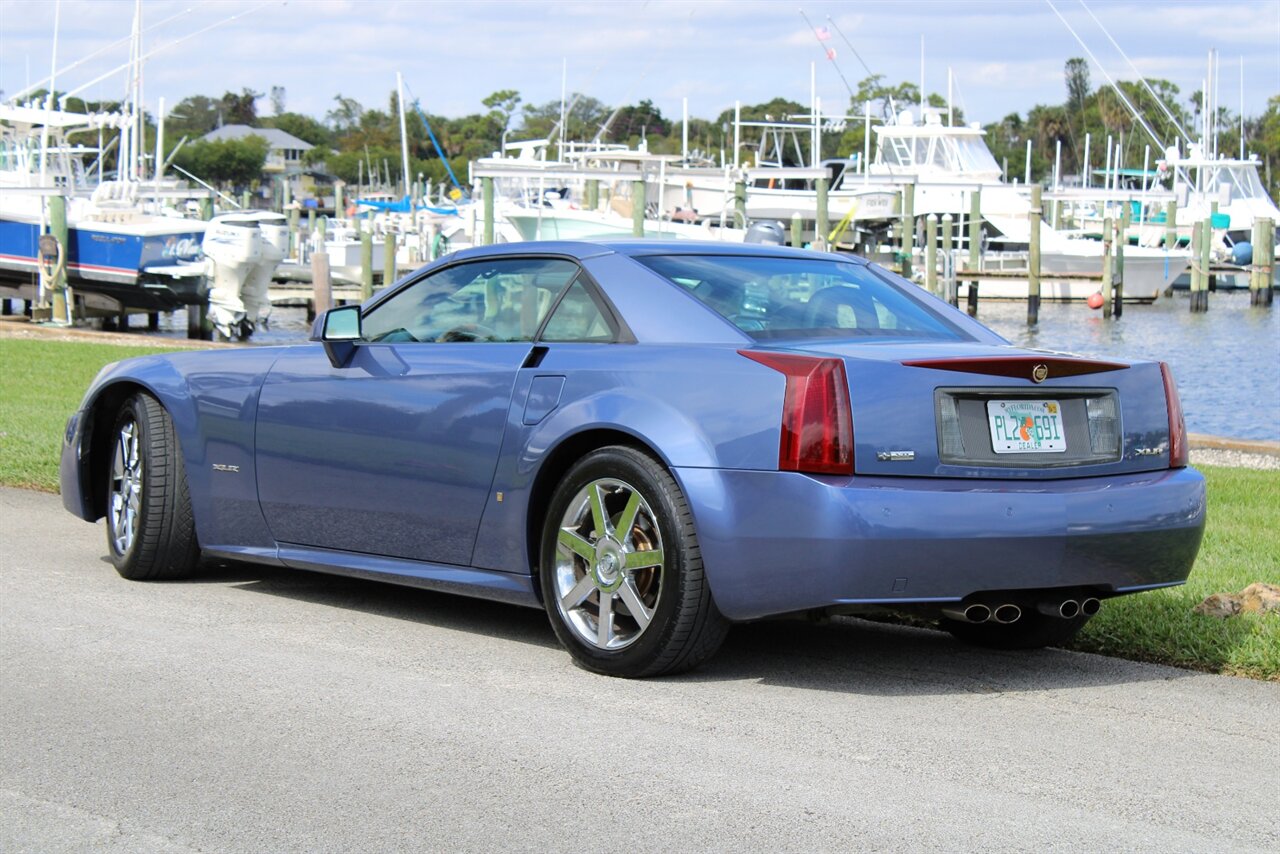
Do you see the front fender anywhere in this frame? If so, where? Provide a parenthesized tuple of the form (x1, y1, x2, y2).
(60, 347, 289, 553)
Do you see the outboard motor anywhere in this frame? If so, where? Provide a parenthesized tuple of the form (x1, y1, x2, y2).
(744, 220, 786, 245)
(202, 212, 287, 340)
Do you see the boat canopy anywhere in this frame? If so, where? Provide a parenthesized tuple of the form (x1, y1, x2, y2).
(1194, 163, 1270, 201)
(874, 128, 1001, 177)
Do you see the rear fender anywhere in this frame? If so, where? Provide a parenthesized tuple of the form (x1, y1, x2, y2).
(470, 387, 743, 577)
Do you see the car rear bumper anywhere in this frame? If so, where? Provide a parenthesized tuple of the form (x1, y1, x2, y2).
(674, 466, 1206, 621)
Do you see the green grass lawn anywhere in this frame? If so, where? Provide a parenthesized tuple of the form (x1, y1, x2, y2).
(1, 338, 189, 491)
(1069, 465, 1278, 680)
(2, 337, 1276, 679)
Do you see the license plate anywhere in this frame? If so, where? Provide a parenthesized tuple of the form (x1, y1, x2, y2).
(987, 399, 1066, 453)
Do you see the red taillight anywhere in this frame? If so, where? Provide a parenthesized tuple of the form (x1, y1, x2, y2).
(1160, 362, 1188, 468)
(740, 351, 853, 475)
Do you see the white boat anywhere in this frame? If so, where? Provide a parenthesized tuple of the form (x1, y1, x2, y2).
(966, 215, 1190, 302)
(0, 104, 206, 315)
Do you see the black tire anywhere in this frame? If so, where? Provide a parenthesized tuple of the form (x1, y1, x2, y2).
(105, 392, 201, 580)
(942, 611, 1093, 650)
(539, 446, 729, 677)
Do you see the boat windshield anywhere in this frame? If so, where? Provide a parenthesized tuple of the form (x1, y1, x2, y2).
(877, 132, 1000, 176)
(1203, 165, 1269, 201)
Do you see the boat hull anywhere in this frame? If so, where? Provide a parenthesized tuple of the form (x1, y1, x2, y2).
(0, 215, 205, 310)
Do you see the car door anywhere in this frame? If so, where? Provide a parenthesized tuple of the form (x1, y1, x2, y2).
(255, 256, 578, 565)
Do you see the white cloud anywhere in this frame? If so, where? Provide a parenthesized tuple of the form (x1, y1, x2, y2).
(1, 0, 1276, 124)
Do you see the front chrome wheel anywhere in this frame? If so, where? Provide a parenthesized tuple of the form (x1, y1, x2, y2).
(109, 419, 143, 556)
(552, 477, 665, 651)
(104, 392, 200, 580)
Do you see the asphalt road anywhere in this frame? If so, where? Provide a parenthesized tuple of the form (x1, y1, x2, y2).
(2, 486, 1277, 853)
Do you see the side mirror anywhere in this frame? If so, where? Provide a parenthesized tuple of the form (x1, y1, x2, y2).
(316, 305, 362, 368)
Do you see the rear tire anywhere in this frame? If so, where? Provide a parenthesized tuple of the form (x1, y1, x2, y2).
(942, 611, 1092, 650)
(539, 446, 729, 677)
(106, 392, 200, 580)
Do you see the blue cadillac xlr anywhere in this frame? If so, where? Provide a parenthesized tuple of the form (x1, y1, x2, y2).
(60, 241, 1206, 676)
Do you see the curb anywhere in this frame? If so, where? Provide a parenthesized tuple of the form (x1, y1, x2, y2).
(1189, 433, 1280, 456)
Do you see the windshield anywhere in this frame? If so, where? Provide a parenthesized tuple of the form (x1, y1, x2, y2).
(635, 254, 968, 341)
(1206, 165, 1268, 201)
(877, 132, 1000, 176)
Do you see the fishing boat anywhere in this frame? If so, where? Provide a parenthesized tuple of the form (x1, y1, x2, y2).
(0, 104, 206, 315)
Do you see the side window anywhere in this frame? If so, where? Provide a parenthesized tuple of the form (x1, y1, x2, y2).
(361, 258, 578, 343)
(539, 279, 615, 342)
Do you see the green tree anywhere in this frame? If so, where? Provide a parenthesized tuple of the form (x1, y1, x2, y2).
(218, 88, 261, 126)
(260, 112, 333, 147)
(481, 89, 522, 137)
(167, 95, 221, 137)
(326, 94, 364, 133)
(171, 135, 269, 189)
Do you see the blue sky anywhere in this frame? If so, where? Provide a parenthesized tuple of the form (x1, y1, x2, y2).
(2, 0, 1277, 132)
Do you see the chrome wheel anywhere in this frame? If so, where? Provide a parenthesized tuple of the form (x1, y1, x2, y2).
(552, 478, 665, 651)
(109, 419, 143, 555)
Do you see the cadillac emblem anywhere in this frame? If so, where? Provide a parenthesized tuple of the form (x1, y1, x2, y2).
(1031, 364, 1049, 383)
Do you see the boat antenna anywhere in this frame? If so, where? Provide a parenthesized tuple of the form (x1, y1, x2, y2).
(9, 2, 213, 106)
(591, 57, 658, 145)
(822, 15, 875, 79)
(54, 1, 277, 108)
(1044, 0, 1166, 152)
(1076, 0, 1193, 147)
(798, 9, 854, 100)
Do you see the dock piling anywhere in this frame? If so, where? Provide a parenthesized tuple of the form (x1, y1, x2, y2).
(967, 190, 982, 315)
(1113, 214, 1125, 317)
(1101, 216, 1114, 319)
(311, 249, 332, 320)
(359, 222, 374, 302)
(1194, 217, 1212, 312)
(1255, 217, 1275, 307)
(1027, 185, 1041, 325)
(632, 180, 646, 237)
(899, 182, 915, 281)
(925, 215, 938, 296)
(734, 179, 747, 229)
(1190, 220, 1203, 303)
(1165, 200, 1177, 250)
(941, 213, 955, 305)
(48, 194, 71, 326)
(482, 176, 495, 246)
(790, 212, 803, 248)
(815, 177, 830, 251)
(383, 230, 397, 287)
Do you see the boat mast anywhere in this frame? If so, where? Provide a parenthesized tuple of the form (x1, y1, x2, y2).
(38, 0, 61, 193)
(396, 71, 410, 199)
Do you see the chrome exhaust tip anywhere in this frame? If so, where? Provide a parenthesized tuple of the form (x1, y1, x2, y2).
(942, 603, 992, 624)
(992, 604, 1022, 624)
(1036, 599, 1080, 619)
(1080, 597, 1101, 617)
